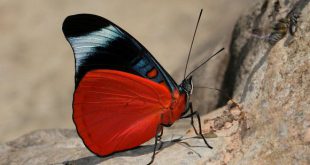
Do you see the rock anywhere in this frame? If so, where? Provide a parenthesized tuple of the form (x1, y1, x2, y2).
(0, 105, 247, 165)
(304, 128, 310, 143)
(230, 108, 241, 117)
(0, 121, 238, 165)
(220, 0, 310, 164)
(224, 122, 233, 129)
(0, 129, 88, 165)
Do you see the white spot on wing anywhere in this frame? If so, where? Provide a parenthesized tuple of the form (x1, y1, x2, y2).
(67, 25, 120, 66)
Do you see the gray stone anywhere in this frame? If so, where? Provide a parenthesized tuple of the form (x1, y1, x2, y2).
(224, 0, 310, 164)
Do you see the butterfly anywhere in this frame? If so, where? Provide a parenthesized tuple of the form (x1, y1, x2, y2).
(62, 10, 219, 164)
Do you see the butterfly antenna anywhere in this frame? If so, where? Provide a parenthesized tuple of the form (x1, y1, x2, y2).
(185, 48, 224, 79)
(183, 9, 203, 79)
(195, 86, 241, 110)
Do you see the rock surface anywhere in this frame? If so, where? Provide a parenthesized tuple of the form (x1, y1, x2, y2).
(0, 105, 246, 165)
(222, 0, 310, 164)
(1, 0, 309, 164)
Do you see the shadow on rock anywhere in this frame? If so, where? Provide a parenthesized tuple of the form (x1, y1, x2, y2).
(63, 138, 182, 165)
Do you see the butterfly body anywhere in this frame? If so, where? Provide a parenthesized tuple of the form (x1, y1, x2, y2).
(63, 14, 193, 156)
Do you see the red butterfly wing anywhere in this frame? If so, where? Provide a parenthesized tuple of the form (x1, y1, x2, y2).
(73, 69, 171, 156)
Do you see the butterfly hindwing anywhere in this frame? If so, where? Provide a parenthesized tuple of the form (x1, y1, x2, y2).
(73, 70, 171, 155)
(62, 14, 177, 91)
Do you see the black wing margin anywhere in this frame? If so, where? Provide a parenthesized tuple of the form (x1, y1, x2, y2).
(62, 14, 177, 91)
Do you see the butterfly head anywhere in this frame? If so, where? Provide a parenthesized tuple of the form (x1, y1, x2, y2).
(180, 76, 193, 95)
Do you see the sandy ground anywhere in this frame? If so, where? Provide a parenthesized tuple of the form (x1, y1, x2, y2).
(0, 0, 257, 143)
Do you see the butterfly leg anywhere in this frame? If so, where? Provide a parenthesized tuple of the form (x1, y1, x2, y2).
(181, 103, 213, 149)
(156, 125, 164, 150)
(181, 103, 198, 135)
(147, 124, 164, 165)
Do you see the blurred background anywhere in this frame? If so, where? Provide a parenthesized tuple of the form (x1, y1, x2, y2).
(0, 0, 257, 143)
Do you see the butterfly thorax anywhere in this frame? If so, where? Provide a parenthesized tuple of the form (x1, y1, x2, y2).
(178, 76, 193, 116)
(179, 76, 193, 95)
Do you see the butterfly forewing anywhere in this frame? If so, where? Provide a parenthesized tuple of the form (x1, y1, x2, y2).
(63, 14, 177, 92)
